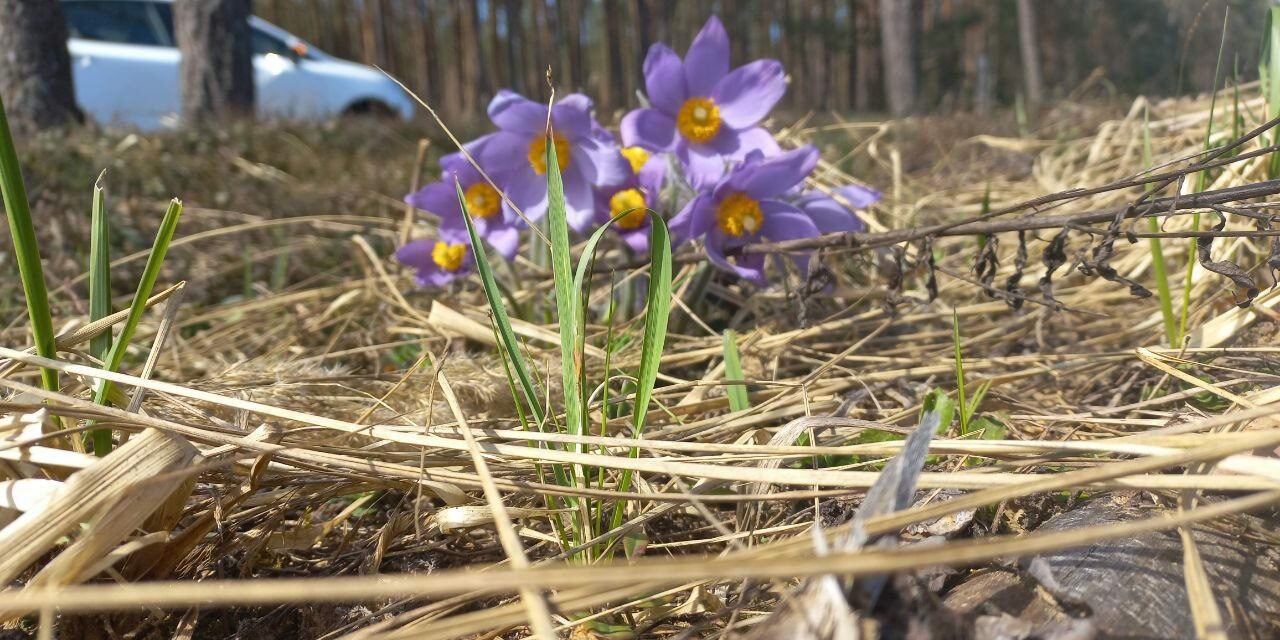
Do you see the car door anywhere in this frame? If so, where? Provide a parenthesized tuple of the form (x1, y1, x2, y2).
(247, 22, 329, 120)
(63, 0, 181, 130)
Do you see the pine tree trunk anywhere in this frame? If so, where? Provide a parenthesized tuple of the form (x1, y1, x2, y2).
(878, 0, 916, 116)
(174, 0, 254, 123)
(458, 0, 482, 114)
(1016, 0, 1044, 111)
(853, 0, 877, 112)
(486, 0, 503, 95)
(564, 0, 584, 90)
(0, 0, 82, 133)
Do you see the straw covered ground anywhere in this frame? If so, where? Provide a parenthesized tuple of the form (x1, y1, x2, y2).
(4, 86, 1280, 639)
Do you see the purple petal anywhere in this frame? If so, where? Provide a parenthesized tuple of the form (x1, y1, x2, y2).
(551, 94, 593, 140)
(488, 90, 546, 135)
(503, 166, 549, 222)
(621, 109, 678, 152)
(472, 131, 536, 177)
(684, 16, 729, 97)
(483, 90, 545, 135)
(486, 224, 521, 260)
(711, 60, 786, 129)
(838, 184, 882, 208)
(620, 227, 650, 254)
(573, 135, 632, 188)
(679, 140, 729, 188)
(724, 145, 818, 200)
(727, 127, 782, 160)
(759, 202, 820, 241)
(706, 229, 766, 285)
(421, 266, 458, 287)
(395, 239, 436, 270)
(642, 44, 687, 114)
(637, 155, 666, 194)
(437, 225, 472, 245)
(561, 164, 597, 233)
(798, 194, 866, 234)
(668, 192, 716, 246)
(405, 182, 460, 219)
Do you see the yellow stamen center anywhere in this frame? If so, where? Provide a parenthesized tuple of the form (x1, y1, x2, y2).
(716, 193, 763, 237)
(676, 97, 722, 144)
(621, 146, 650, 174)
(608, 188, 649, 230)
(528, 134, 571, 175)
(431, 241, 467, 272)
(463, 182, 501, 218)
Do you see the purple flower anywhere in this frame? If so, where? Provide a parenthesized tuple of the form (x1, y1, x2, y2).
(595, 155, 666, 253)
(794, 185, 880, 234)
(471, 90, 630, 232)
(405, 151, 520, 260)
(396, 231, 474, 287)
(620, 16, 785, 187)
(670, 146, 820, 284)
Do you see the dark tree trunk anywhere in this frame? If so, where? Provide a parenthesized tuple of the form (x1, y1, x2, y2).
(0, 0, 82, 134)
(878, 0, 916, 116)
(175, 0, 255, 123)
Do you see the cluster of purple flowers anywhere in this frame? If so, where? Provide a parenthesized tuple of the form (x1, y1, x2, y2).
(397, 15, 879, 288)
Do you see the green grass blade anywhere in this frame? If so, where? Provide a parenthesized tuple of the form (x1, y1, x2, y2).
(89, 198, 183, 455)
(457, 181, 545, 427)
(951, 309, 968, 433)
(544, 132, 586, 452)
(1142, 106, 1177, 346)
(600, 208, 673, 551)
(0, 94, 59, 394)
(89, 173, 112, 362)
(1264, 6, 1280, 177)
(1179, 9, 1231, 345)
(722, 329, 749, 412)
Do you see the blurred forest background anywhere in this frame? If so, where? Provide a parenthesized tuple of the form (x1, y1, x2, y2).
(255, 0, 1266, 121)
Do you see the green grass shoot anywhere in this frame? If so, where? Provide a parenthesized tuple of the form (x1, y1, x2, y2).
(722, 329, 749, 412)
(0, 94, 59, 395)
(89, 198, 184, 455)
(1142, 106, 1177, 346)
(1263, 5, 1280, 177)
(1178, 9, 1231, 345)
(89, 172, 112, 362)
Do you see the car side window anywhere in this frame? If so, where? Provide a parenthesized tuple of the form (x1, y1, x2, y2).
(63, 1, 167, 47)
(252, 29, 293, 58)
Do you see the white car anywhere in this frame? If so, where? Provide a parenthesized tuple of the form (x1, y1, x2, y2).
(62, 0, 415, 129)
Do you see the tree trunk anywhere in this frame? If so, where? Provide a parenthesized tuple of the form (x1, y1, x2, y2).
(853, 0, 877, 112)
(0, 0, 82, 134)
(486, 0, 503, 95)
(175, 0, 254, 123)
(457, 0, 482, 114)
(878, 0, 916, 116)
(1016, 0, 1044, 111)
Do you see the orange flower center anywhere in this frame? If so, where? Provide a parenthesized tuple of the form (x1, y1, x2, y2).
(621, 146, 650, 174)
(431, 241, 468, 272)
(716, 193, 763, 237)
(463, 182, 501, 218)
(608, 188, 649, 230)
(528, 134, 571, 175)
(676, 97, 722, 144)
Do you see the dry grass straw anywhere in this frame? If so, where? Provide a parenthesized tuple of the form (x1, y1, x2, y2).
(3, 85, 1280, 637)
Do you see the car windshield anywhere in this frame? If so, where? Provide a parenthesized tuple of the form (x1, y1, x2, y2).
(63, 0, 170, 47)
(66, 1, 318, 59)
